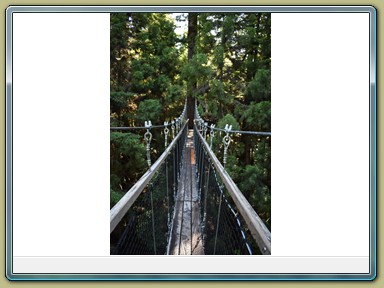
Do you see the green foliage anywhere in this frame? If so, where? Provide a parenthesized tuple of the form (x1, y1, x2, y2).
(239, 164, 271, 229)
(242, 101, 271, 131)
(164, 84, 185, 118)
(110, 132, 147, 205)
(215, 114, 243, 181)
(181, 53, 212, 87)
(212, 46, 224, 68)
(110, 12, 186, 209)
(136, 99, 162, 124)
(200, 12, 271, 228)
(239, 165, 266, 197)
(110, 132, 146, 164)
(110, 91, 134, 115)
(111, 12, 182, 99)
(110, 188, 124, 208)
(110, 12, 271, 230)
(217, 113, 240, 131)
(246, 69, 271, 103)
(110, 13, 130, 59)
(166, 84, 183, 104)
(110, 91, 137, 127)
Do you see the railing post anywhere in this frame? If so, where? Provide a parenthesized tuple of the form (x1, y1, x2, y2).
(203, 122, 208, 139)
(164, 121, 169, 148)
(164, 122, 170, 227)
(222, 124, 232, 169)
(110, 120, 189, 235)
(209, 124, 215, 149)
(176, 117, 180, 134)
(144, 121, 153, 168)
(171, 120, 175, 139)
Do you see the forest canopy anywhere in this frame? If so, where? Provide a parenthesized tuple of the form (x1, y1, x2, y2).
(110, 12, 271, 229)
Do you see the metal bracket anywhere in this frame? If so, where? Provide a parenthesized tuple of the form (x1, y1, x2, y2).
(171, 120, 175, 139)
(144, 120, 152, 167)
(164, 121, 169, 147)
(209, 124, 215, 149)
(222, 124, 232, 168)
(203, 122, 208, 139)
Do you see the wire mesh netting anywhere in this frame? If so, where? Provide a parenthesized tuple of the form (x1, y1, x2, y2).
(110, 116, 269, 255)
(110, 124, 187, 255)
(194, 125, 262, 255)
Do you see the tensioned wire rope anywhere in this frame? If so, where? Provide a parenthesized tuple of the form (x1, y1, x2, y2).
(110, 102, 188, 254)
(193, 101, 271, 255)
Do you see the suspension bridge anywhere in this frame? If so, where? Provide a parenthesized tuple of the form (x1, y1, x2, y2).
(110, 102, 271, 255)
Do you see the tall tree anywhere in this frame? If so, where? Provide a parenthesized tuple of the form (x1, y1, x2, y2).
(110, 13, 185, 206)
(186, 13, 198, 128)
(110, 12, 271, 227)
(192, 13, 271, 226)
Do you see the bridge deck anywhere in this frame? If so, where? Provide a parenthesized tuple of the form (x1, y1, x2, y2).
(168, 130, 204, 255)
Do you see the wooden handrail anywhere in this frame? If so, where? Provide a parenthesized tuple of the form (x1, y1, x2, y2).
(194, 122, 271, 255)
(110, 119, 189, 233)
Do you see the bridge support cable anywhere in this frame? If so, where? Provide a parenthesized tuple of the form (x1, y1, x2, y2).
(164, 123, 171, 227)
(110, 118, 188, 255)
(213, 124, 232, 254)
(194, 124, 252, 254)
(149, 182, 157, 255)
(194, 121, 271, 255)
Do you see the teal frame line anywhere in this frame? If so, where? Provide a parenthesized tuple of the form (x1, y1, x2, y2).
(5, 5, 377, 281)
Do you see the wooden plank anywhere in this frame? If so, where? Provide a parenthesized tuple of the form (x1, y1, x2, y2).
(168, 199, 184, 255)
(191, 201, 204, 255)
(190, 148, 204, 255)
(168, 129, 204, 255)
(179, 143, 192, 255)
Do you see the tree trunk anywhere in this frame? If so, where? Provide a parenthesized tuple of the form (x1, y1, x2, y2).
(187, 13, 198, 128)
(242, 133, 251, 166)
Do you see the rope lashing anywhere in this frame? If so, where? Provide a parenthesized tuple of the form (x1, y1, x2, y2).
(222, 124, 232, 168)
(179, 116, 183, 129)
(200, 120, 204, 132)
(203, 122, 208, 139)
(209, 124, 215, 149)
(144, 120, 152, 168)
(164, 121, 169, 148)
(171, 120, 175, 139)
(175, 117, 180, 134)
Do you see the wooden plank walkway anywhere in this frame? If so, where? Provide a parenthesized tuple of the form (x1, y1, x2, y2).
(168, 130, 204, 255)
